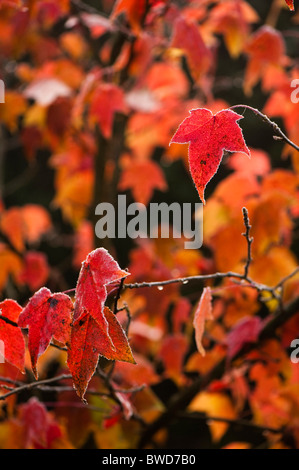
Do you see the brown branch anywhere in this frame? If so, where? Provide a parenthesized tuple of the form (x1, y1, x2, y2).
(274, 267, 299, 291)
(124, 271, 275, 297)
(242, 206, 253, 278)
(0, 374, 72, 401)
(0, 376, 23, 386)
(113, 277, 125, 315)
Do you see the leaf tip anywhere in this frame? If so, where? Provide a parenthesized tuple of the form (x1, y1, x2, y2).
(32, 367, 38, 380)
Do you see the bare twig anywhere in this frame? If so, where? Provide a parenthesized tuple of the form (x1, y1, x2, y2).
(274, 267, 299, 291)
(113, 277, 125, 315)
(0, 374, 72, 401)
(242, 207, 253, 278)
(230, 104, 299, 152)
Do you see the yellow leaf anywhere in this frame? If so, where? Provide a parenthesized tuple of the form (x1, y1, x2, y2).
(189, 391, 236, 442)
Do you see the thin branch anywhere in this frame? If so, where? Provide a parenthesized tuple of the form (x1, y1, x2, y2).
(242, 207, 253, 278)
(124, 271, 275, 297)
(274, 267, 299, 291)
(96, 365, 146, 427)
(121, 302, 132, 335)
(123, 208, 290, 302)
(0, 376, 23, 386)
(230, 104, 299, 152)
(62, 288, 76, 296)
(19, 383, 145, 396)
(113, 277, 125, 315)
(0, 374, 72, 401)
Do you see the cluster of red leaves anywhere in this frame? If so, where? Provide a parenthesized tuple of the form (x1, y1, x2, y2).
(0, 0, 298, 451)
(1, 248, 134, 401)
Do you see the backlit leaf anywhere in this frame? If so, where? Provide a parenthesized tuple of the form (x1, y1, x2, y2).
(73, 247, 130, 325)
(18, 287, 73, 378)
(193, 287, 213, 356)
(67, 307, 135, 400)
(0, 299, 25, 373)
(170, 108, 250, 203)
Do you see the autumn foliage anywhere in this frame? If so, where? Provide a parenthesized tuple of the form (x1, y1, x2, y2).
(0, 0, 299, 450)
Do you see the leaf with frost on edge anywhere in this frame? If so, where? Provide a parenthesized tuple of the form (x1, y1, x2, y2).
(193, 287, 213, 356)
(170, 108, 250, 204)
(18, 287, 73, 378)
(67, 307, 135, 401)
(73, 248, 130, 326)
(0, 299, 25, 373)
(68, 248, 134, 401)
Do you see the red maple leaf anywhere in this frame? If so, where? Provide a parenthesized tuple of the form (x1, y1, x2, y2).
(170, 108, 250, 203)
(68, 248, 134, 400)
(0, 299, 25, 373)
(67, 307, 135, 401)
(73, 248, 130, 325)
(18, 287, 73, 378)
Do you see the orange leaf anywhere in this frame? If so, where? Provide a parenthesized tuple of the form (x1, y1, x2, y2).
(53, 169, 94, 227)
(193, 287, 213, 356)
(0, 205, 52, 253)
(189, 391, 236, 442)
(118, 158, 167, 205)
(111, 0, 147, 32)
(171, 15, 212, 83)
(227, 148, 271, 177)
(0, 244, 23, 291)
(244, 26, 287, 95)
(209, 0, 259, 58)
